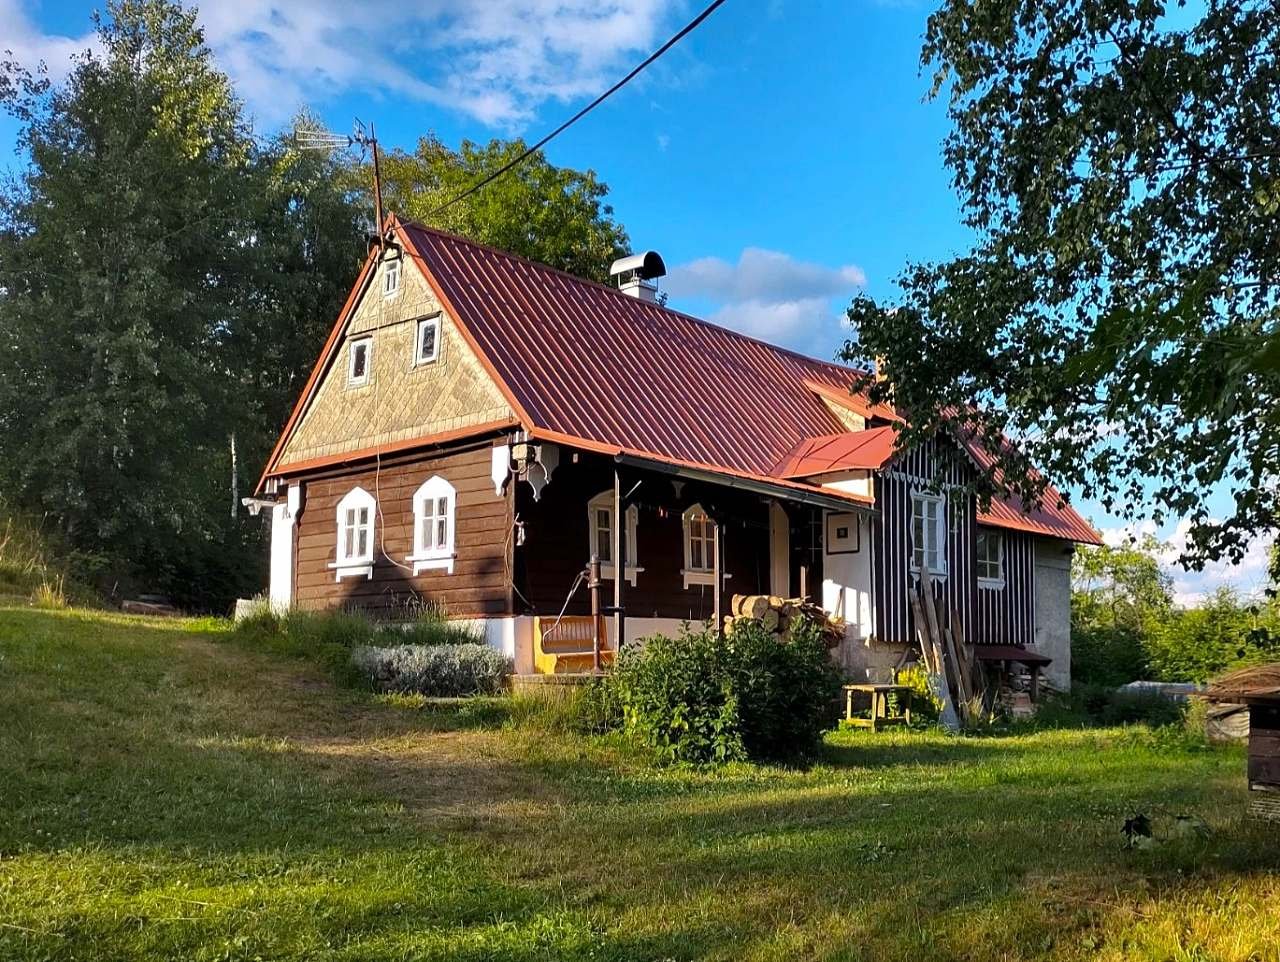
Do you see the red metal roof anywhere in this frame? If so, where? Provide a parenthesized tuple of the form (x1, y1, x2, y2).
(397, 218, 862, 478)
(264, 216, 1097, 544)
(771, 426, 899, 478)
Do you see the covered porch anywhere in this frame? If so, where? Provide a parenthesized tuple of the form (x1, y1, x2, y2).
(510, 445, 876, 675)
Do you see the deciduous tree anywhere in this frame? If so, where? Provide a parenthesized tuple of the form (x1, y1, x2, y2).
(842, 0, 1280, 574)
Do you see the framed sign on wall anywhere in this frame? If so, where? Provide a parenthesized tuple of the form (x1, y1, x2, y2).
(826, 512, 860, 554)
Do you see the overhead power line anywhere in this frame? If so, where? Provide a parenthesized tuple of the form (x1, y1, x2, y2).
(431, 0, 729, 216)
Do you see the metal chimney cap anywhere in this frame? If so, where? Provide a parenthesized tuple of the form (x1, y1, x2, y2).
(609, 251, 666, 281)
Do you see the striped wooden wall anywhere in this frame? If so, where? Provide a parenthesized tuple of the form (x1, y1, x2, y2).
(871, 436, 1035, 647)
(973, 528, 1036, 646)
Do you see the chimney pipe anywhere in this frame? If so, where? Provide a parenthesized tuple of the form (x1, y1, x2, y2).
(609, 251, 667, 303)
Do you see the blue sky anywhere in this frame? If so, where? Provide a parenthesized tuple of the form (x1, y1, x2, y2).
(2, 0, 1270, 601)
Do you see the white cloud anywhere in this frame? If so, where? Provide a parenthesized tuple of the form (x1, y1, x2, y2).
(1096, 518, 1275, 608)
(3, 0, 682, 128)
(0, 0, 98, 80)
(665, 248, 866, 345)
(667, 247, 866, 304)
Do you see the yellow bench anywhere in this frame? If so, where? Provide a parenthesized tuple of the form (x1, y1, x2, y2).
(533, 615, 613, 674)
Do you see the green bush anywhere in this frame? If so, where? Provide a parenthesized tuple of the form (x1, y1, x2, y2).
(1072, 624, 1150, 687)
(610, 619, 842, 765)
(351, 643, 511, 697)
(1144, 590, 1280, 683)
(1035, 683, 1189, 729)
(229, 606, 484, 678)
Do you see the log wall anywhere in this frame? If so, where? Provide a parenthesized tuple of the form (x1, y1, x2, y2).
(514, 452, 771, 622)
(292, 440, 513, 617)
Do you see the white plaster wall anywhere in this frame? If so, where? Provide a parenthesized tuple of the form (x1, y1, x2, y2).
(1034, 539, 1073, 691)
(821, 512, 874, 640)
(268, 484, 300, 611)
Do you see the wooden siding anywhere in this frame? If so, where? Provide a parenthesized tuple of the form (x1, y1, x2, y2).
(292, 441, 513, 616)
(515, 452, 771, 621)
(871, 436, 1035, 647)
(973, 528, 1036, 646)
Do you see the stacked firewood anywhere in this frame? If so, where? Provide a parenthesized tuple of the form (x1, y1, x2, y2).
(723, 594, 845, 648)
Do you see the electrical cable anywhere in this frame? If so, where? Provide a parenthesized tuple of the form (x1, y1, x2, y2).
(430, 0, 729, 215)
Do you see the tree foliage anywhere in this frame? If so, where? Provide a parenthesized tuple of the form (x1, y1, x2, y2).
(841, 0, 1280, 572)
(1071, 538, 1280, 685)
(0, 1, 364, 608)
(372, 135, 630, 283)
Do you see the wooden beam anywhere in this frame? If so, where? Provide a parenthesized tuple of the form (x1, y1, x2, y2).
(613, 465, 626, 653)
(712, 519, 723, 636)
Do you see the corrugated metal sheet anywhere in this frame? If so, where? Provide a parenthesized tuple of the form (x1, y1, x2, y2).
(771, 426, 898, 478)
(400, 220, 859, 477)
(388, 218, 1098, 544)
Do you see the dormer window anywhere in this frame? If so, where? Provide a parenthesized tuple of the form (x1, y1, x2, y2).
(383, 259, 400, 298)
(414, 316, 441, 366)
(348, 337, 371, 386)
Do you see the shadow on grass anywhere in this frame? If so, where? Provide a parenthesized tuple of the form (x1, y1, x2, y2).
(2, 606, 1275, 962)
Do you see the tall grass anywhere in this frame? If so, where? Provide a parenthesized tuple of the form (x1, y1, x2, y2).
(230, 605, 486, 679)
(0, 501, 95, 607)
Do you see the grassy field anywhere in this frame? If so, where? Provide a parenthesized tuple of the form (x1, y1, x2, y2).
(1, 606, 1277, 961)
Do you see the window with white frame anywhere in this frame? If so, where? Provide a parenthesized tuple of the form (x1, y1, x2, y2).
(407, 475, 455, 574)
(976, 529, 1004, 586)
(910, 491, 946, 574)
(330, 486, 375, 579)
(682, 504, 726, 589)
(587, 490, 641, 585)
(414, 316, 441, 366)
(348, 337, 372, 386)
(383, 258, 401, 297)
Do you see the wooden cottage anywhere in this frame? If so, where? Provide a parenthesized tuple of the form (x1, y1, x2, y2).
(1206, 664, 1280, 822)
(252, 216, 1100, 682)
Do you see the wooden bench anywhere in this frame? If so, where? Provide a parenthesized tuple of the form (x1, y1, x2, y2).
(533, 615, 613, 674)
(843, 683, 912, 732)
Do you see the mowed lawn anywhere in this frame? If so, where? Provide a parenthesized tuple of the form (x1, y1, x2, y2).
(1, 607, 1278, 962)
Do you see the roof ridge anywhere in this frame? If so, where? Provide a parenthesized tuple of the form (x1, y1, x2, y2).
(393, 214, 866, 384)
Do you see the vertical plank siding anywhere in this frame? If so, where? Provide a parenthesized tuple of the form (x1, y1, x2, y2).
(871, 436, 1036, 647)
(973, 529, 1036, 646)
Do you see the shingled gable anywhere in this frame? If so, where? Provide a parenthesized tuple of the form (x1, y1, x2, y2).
(259, 215, 1099, 543)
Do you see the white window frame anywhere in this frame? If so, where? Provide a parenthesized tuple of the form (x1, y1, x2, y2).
(587, 490, 642, 586)
(383, 258, 401, 298)
(414, 315, 441, 367)
(407, 475, 456, 574)
(976, 529, 1005, 588)
(348, 336, 372, 387)
(329, 486, 375, 580)
(909, 491, 947, 575)
(681, 504, 729, 589)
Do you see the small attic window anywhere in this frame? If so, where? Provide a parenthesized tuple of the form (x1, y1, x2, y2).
(415, 316, 441, 366)
(383, 259, 400, 297)
(348, 337, 371, 386)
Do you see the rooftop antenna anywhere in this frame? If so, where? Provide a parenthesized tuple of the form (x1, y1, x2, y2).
(294, 119, 386, 249)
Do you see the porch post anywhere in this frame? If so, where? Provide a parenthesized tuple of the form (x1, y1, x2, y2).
(613, 465, 626, 652)
(712, 519, 723, 636)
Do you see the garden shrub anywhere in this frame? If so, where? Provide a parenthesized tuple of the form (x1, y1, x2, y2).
(352, 643, 512, 697)
(610, 618, 842, 765)
(1072, 624, 1150, 687)
(231, 606, 484, 668)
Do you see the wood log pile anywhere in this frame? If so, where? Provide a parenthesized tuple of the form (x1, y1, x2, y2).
(724, 594, 845, 648)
